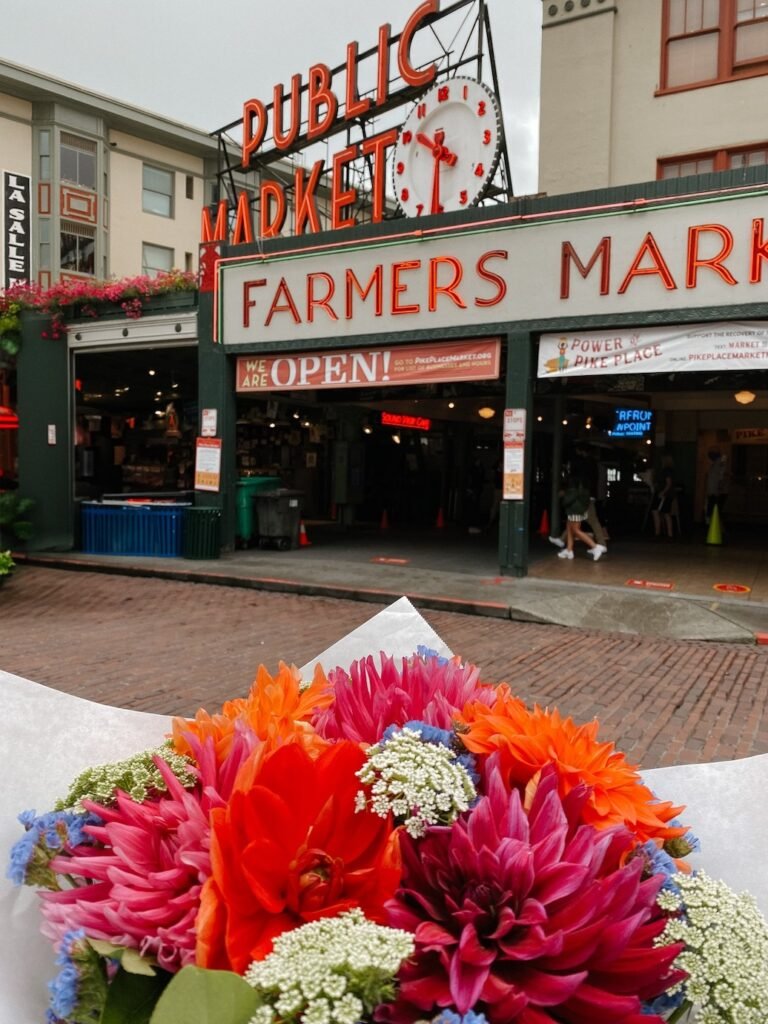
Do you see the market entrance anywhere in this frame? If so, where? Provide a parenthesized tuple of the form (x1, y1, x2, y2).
(529, 366, 768, 598)
(233, 356, 506, 562)
(72, 345, 198, 499)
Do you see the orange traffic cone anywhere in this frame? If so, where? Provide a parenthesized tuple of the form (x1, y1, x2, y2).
(380, 509, 389, 530)
(435, 507, 445, 529)
(299, 521, 312, 547)
(537, 508, 550, 538)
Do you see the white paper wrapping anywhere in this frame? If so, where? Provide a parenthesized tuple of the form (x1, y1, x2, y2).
(1, 596, 765, 1023)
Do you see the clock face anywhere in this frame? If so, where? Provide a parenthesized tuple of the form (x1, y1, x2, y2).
(392, 77, 502, 218)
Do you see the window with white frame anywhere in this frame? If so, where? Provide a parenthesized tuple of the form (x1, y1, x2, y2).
(142, 243, 174, 277)
(142, 165, 174, 217)
(60, 220, 95, 275)
(60, 133, 97, 190)
(658, 141, 768, 176)
(662, 0, 768, 90)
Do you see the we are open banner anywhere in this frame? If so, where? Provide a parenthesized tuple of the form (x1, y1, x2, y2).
(236, 338, 501, 392)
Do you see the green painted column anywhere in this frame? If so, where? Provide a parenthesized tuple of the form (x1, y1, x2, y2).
(499, 331, 534, 577)
(17, 311, 74, 550)
(196, 288, 237, 551)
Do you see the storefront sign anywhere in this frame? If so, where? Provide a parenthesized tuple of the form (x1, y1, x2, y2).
(3, 171, 30, 288)
(203, 1, 444, 243)
(219, 192, 768, 346)
(235, 339, 500, 392)
(733, 428, 768, 443)
(610, 407, 653, 438)
(194, 437, 222, 492)
(539, 321, 768, 378)
(381, 412, 431, 431)
(503, 408, 526, 500)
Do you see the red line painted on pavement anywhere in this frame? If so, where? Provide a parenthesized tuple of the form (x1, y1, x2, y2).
(713, 582, 751, 595)
(625, 578, 674, 591)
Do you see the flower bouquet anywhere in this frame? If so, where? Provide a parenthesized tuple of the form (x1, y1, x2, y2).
(6, 608, 768, 1024)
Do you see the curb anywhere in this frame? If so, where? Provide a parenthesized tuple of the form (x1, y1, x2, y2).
(12, 554, 511, 621)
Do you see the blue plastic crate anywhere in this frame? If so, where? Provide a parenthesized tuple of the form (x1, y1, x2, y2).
(81, 503, 184, 557)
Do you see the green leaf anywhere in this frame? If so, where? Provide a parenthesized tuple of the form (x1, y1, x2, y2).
(100, 966, 169, 1024)
(89, 940, 158, 976)
(149, 966, 259, 1024)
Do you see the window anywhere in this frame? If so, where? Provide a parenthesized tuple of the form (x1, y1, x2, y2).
(60, 133, 96, 190)
(142, 243, 174, 277)
(185, 175, 194, 200)
(60, 220, 95, 275)
(39, 130, 50, 181)
(658, 141, 768, 176)
(662, 0, 768, 89)
(142, 165, 174, 217)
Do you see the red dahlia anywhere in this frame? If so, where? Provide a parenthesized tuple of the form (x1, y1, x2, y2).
(381, 760, 684, 1024)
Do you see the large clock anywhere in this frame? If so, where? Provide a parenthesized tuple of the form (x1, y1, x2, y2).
(392, 76, 502, 218)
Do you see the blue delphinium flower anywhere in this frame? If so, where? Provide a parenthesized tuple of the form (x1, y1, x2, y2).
(415, 645, 451, 666)
(48, 930, 86, 1020)
(7, 808, 100, 887)
(432, 1011, 489, 1024)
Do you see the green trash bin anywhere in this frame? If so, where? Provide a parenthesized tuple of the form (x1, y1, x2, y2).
(183, 507, 222, 559)
(236, 477, 281, 545)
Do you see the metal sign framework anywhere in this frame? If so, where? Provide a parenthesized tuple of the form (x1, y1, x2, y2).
(210, 0, 513, 231)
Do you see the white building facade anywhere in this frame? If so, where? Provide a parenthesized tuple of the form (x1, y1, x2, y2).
(0, 59, 223, 289)
(539, 0, 768, 195)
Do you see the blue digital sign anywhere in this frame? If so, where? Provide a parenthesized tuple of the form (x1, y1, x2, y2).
(610, 407, 653, 438)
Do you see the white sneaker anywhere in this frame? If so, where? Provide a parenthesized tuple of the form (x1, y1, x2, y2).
(548, 536, 565, 549)
(557, 548, 574, 559)
(590, 544, 607, 561)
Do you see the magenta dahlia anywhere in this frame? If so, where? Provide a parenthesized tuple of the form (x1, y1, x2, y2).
(314, 652, 495, 745)
(40, 731, 254, 971)
(380, 760, 684, 1024)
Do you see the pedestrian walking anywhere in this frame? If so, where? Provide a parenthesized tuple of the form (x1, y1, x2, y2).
(557, 477, 607, 561)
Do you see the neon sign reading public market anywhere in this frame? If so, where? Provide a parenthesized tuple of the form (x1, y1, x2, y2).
(202, 0, 445, 245)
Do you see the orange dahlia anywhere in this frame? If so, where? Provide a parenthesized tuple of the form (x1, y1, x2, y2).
(196, 740, 402, 973)
(457, 685, 685, 846)
(171, 661, 332, 762)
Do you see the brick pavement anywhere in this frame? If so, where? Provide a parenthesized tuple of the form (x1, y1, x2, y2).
(1, 566, 767, 770)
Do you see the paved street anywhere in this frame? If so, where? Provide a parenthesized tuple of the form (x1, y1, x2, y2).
(1, 565, 767, 771)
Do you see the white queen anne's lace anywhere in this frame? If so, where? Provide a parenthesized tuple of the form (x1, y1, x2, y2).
(245, 909, 414, 1024)
(656, 872, 768, 1024)
(355, 726, 476, 838)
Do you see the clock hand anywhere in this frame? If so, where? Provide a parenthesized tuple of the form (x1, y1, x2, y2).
(431, 151, 442, 214)
(416, 131, 438, 154)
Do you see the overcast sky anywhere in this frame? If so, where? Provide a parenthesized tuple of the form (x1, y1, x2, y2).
(1, 0, 541, 195)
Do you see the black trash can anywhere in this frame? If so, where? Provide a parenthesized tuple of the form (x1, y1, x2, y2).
(254, 489, 302, 550)
(182, 507, 222, 559)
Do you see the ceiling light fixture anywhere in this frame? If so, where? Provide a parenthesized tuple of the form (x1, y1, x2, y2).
(148, 369, 156, 376)
(478, 406, 495, 419)
(734, 389, 756, 405)
(448, 401, 455, 410)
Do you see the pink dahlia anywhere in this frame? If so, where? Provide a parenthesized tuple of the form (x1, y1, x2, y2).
(380, 760, 684, 1024)
(40, 731, 254, 972)
(314, 652, 495, 745)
